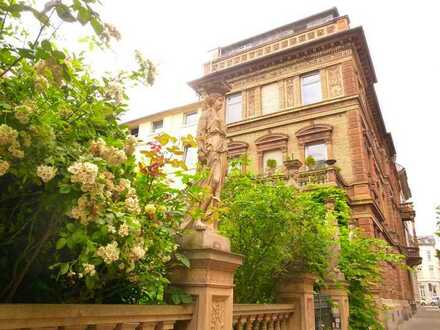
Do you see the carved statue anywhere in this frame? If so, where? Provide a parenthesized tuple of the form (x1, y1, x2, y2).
(195, 93, 228, 228)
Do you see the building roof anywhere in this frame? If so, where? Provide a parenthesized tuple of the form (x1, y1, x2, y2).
(121, 101, 201, 128)
(218, 8, 341, 58)
(418, 236, 436, 246)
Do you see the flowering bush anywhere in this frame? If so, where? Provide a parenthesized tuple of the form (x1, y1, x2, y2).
(0, 0, 186, 303)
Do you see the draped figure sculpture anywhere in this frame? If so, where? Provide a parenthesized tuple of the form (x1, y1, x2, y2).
(195, 93, 228, 229)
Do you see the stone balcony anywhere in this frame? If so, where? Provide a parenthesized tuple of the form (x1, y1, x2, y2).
(400, 202, 416, 221)
(296, 165, 346, 188)
(402, 246, 422, 267)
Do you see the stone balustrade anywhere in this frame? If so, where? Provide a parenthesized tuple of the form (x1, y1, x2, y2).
(297, 166, 345, 187)
(0, 304, 193, 330)
(232, 304, 295, 330)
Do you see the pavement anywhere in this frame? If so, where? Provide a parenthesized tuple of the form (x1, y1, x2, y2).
(399, 306, 440, 329)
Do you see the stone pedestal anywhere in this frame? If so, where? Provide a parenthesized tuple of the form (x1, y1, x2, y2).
(321, 282, 349, 330)
(277, 273, 317, 330)
(171, 228, 242, 330)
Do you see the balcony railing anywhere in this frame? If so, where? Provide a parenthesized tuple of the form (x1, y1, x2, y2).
(233, 304, 295, 330)
(402, 246, 422, 267)
(296, 166, 346, 188)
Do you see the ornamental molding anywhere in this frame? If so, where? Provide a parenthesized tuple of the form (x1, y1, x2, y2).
(255, 133, 289, 153)
(228, 46, 353, 92)
(296, 124, 333, 145)
(227, 141, 249, 158)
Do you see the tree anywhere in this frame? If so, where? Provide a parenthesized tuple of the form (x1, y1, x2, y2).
(0, 0, 186, 303)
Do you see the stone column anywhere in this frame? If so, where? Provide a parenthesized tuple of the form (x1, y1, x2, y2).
(321, 199, 349, 330)
(170, 227, 242, 330)
(277, 273, 317, 330)
(320, 283, 349, 330)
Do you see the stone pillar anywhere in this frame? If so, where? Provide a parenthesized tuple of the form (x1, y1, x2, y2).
(277, 273, 317, 330)
(322, 198, 349, 330)
(321, 283, 350, 330)
(170, 228, 242, 330)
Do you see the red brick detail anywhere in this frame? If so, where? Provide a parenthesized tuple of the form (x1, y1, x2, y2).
(342, 61, 357, 96)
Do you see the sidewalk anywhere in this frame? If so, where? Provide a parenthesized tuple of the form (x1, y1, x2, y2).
(399, 306, 440, 329)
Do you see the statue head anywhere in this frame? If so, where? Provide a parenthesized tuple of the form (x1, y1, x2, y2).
(203, 94, 223, 113)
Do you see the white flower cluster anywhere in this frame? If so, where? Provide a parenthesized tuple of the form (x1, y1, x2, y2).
(0, 159, 10, 176)
(37, 165, 57, 183)
(14, 104, 34, 124)
(130, 245, 146, 261)
(125, 196, 141, 214)
(97, 241, 120, 264)
(8, 143, 24, 158)
(70, 195, 93, 224)
(118, 223, 129, 237)
(68, 161, 98, 186)
(90, 139, 127, 166)
(0, 124, 18, 145)
(124, 135, 137, 156)
(144, 204, 156, 216)
(83, 263, 96, 276)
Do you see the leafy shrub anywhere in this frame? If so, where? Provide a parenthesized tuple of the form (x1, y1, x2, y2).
(0, 0, 188, 303)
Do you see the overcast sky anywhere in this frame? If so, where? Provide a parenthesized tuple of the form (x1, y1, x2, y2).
(61, 0, 440, 236)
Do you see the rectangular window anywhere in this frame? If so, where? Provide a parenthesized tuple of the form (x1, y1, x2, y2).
(152, 120, 163, 133)
(427, 251, 432, 261)
(301, 72, 322, 105)
(130, 127, 139, 137)
(183, 111, 198, 126)
(261, 83, 280, 114)
(184, 147, 198, 169)
(263, 149, 283, 174)
(420, 285, 425, 297)
(226, 93, 242, 124)
(305, 143, 327, 166)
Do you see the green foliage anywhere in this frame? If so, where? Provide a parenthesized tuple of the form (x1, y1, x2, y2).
(340, 228, 405, 330)
(0, 0, 189, 303)
(219, 174, 334, 303)
(266, 158, 277, 170)
(219, 173, 404, 329)
(304, 155, 316, 168)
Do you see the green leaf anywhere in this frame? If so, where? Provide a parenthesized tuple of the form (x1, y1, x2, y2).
(90, 17, 104, 35)
(66, 223, 75, 232)
(56, 4, 76, 23)
(59, 263, 69, 275)
(56, 238, 67, 250)
(32, 10, 50, 26)
(176, 253, 190, 268)
(53, 50, 66, 60)
(77, 7, 91, 25)
(59, 184, 71, 194)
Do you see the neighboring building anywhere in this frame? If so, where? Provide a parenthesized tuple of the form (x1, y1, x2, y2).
(416, 236, 440, 304)
(124, 102, 201, 171)
(125, 7, 420, 325)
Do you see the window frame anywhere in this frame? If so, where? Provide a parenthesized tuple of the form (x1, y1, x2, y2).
(225, 92, 243, 124)
(301, 71, 322, 105)
(183, 111, 198, 127)
(152, 119, 163, 133)
(261, 82, 280, 115)
(305, 142, 328, 165)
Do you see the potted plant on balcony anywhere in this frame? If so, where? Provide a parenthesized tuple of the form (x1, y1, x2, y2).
(284, 153, 303, 170)
(266, 158, 278, 176)
(304, 155, 316, 170)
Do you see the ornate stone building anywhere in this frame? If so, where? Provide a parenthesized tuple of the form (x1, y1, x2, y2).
(126, 7, 420, 325)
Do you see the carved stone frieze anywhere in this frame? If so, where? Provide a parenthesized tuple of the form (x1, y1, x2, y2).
(327, 65, 344, 98)
(210, 297, 226, 330)
(228, 47, 353, 91)
(285, 77, 295, 108)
